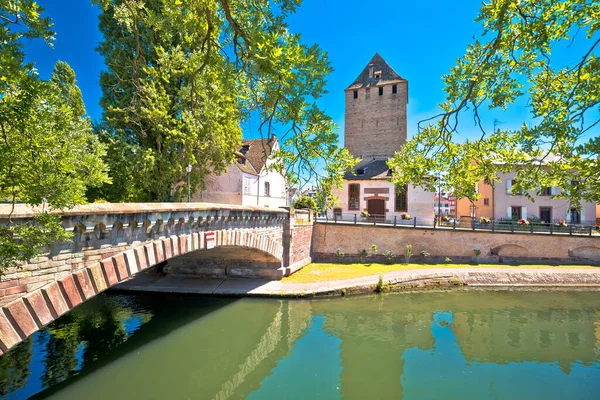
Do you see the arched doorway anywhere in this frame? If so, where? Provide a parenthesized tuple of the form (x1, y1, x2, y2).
(367, 198, 385, 218)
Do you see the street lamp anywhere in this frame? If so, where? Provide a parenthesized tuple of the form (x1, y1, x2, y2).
(186, 164, 192, 203)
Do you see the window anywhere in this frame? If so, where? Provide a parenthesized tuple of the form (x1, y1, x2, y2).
(353, 90, 358, 99)
(349, 184, 360, 210)
(392, 84, 397, 94)
(506, 179, 522, 195)
(483, 198, 489, 206)
(540, 207, 552, 223)
(243, 177, 252, 194)
(395, 185, 408, 212)
(374, 72, 381, 79)
(333, 208, 342, 217)
(356, 168, 365, 176)
(264, 181, 270, 197)
(540, 187, 552, 196)
(511, 206, 522, 220)
(365, 88, 370, 99)
(570, 208, 581, 224)
(483, 177, 491, 185)
(378, 87, 383, 96)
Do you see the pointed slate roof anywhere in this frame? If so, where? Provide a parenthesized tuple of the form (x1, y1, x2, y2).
(346, 53, 406, 90)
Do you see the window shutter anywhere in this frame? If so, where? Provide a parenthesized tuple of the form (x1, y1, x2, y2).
(566, 211, 571, 223)
(522, 207, 527, 219)
(551, 186, 557, 196)
(580, 208, 585, 224)
(507, 207, 512, 219)
(506, 179, 512, 194)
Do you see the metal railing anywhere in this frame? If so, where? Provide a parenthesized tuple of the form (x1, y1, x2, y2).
(316, 212, 600, 237)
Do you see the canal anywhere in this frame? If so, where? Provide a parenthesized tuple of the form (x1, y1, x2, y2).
(1, 289, 600, 399)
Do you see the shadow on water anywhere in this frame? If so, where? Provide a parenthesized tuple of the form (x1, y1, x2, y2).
(5, 292, 239, 399)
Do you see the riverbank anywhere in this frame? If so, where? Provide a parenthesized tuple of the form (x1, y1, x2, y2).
(115, 266, 600, 297)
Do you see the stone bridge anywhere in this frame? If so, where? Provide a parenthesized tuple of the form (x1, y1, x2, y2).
(0, 203, 313, 354)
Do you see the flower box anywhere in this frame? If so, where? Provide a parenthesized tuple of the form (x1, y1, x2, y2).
(555, 220, 568, 227)
(480, 217, 491, 224)
(517, 219, 530, 225)
(400, 213, 411, 220)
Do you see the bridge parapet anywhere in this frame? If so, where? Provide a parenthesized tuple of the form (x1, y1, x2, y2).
(0, 204, 315, 354)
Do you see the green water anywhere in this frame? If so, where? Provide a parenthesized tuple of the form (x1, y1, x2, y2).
(2, 290, 600, 399)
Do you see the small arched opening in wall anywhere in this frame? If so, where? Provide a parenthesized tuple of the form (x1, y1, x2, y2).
(569, 246, 600, 262)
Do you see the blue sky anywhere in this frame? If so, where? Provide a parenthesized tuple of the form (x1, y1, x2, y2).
(21, 0, 590, 144)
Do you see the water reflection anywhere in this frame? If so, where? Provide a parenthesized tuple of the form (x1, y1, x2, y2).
(0, 290, 599, 399)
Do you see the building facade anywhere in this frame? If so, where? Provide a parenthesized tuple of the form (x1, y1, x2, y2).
(194, 136, 288, 208)
(456, 170, 597, 225)
(329, 53, 434, 223)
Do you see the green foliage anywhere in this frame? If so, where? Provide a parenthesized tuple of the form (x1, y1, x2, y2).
(358, 249, 369, 263)
(473, 249, 482, 257)
(420, 249, 430, 259)
(388, 0, 600, 207)
(335, 249, 345, 262)
(384, 250, 395, 264)
(404, 244, 413, 264)
(375, 275, 385, 293)
(293, 195, 318, 211)
(92, 0, 356, 202)
(445, 257, 453, 263)
(0, 2, 110, 272)
(370, 244, 378, 256)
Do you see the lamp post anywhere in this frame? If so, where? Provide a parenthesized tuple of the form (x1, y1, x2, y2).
(186, 164, 192, 203)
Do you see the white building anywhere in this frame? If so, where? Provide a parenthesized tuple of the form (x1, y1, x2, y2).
(194, 136, 288, 208)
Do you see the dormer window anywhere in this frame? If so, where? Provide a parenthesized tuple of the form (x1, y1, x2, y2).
(374, 70, 382, 79)
(240, 145, 250, 155)
(356, 168, 365, 176)
(387, 169, 393, 176)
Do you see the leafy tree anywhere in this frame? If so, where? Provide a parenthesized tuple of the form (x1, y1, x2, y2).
(389, 0, 599, 206)
(293, 195, 318, 211)
(91, 0, 355, 202)
(0, 2, 110, 272)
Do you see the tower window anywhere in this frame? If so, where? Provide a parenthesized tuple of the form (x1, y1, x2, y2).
(392, 84, 397, 94)
(353, 90, 358, 99)
(378, 87, 383, 96)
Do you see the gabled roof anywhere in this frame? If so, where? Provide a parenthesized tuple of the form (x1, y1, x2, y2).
(344, 158, 391, 180)
(234, 136, 277, 174)
(346, 53, 406, 90)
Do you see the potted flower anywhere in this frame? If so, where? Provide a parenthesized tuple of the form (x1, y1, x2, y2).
(594, 223, 599, 232)
(400, 213, 411, 220)
(441, 215, 451, 222)
(360, 210, 370, 218)
(480, 217, 491, 224)
(555, 220, 568, 227)
(517, 218, 530, 225)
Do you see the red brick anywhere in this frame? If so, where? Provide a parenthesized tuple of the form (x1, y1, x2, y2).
(87, 263, 107, 292)
(74, 270, 95, 300)
(0, 280, 20, 290)
(58, 275, 83, 308)
(170, 236, 179, 256)
(112, 253, 129, 281)
(4, 299, 38, 338)
(41, 282, 69, 318)
(162, 238, 173, 259)
(135, 246, 148, 270)
(100, 259, 119, 286)
(153, 241, 164, 263)
(24, 291, 54, 326)
(101, 251, 116, 259)
(179, 235, 187, 254)
(0, 310, 21, 352)
(6, 285, 27, 296)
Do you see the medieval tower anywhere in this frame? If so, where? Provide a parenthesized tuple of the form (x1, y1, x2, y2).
(344, 53, 408, 159)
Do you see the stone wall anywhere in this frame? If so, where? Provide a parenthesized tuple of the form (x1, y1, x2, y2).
(312, 223, 600, 263)
(344, 81, 408, 159)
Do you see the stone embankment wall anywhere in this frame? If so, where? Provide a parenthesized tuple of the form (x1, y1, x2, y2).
(312, 223, 600, 264)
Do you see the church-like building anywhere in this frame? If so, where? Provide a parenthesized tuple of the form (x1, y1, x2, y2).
(329, 53, 434, 223)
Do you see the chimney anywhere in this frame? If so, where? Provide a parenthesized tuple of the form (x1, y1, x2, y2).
(368, 63, 374, 79)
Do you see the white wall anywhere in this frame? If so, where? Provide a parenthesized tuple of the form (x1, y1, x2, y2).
(329, 180, 434, 222)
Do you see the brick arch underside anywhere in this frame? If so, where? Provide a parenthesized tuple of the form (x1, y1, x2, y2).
(0, 230, 283, 355)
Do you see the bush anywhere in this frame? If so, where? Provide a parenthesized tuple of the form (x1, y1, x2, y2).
(375, 275, 385, 293)
(358, 249, 369, 263)
(405, 244, 413, 264)
(336, 249, 345, 262)
(293, 195, 318, 211)
(445, 257, 452, 263)
(384, 250, 395, 264)
(420, 250, 430, 260)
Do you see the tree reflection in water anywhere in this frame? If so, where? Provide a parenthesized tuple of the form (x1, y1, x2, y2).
(0, 337, 32, 397)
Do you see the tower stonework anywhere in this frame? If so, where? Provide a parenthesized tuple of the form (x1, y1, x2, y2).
(344, 53, 408, 159)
